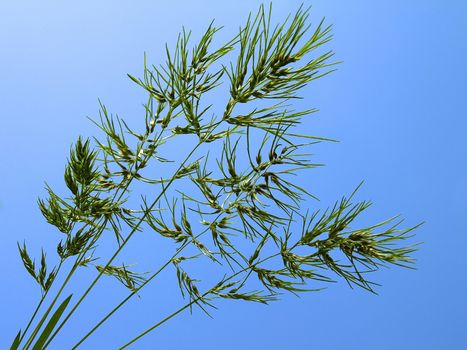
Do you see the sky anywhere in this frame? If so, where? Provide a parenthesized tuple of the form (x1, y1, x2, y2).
(1, 1, 466, 349)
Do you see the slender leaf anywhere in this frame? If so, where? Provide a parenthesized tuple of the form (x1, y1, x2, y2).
(9, 330, 21, 350)
(31, 294, 73, 350)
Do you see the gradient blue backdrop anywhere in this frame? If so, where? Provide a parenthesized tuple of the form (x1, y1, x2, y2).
(1, 1, 466, 349)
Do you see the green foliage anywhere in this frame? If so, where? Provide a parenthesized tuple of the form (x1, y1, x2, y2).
(13, 4, 419, 350)
(95, 264, 147, 292)
(30, 295, 73, 350)
(18, 244, 57, 295)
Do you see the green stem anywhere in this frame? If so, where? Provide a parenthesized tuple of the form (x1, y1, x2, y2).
(71, 210, 225, 349)
(119, 302, 195, 350)
(18, 298, 44, 344)
(44, 138, 205, 348)
(73, 112, 295, 348)
(118, 252, 280, 349)
(21, 123, 166, 349)
(22, 261, 74, 350)
(46, 94, 238, 347)
(71, 244, 184, 349)
(17, 260, 63, 345)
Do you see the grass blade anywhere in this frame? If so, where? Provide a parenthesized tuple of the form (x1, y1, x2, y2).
(31, 294, 72, 350)
(10, 330, 21, 350)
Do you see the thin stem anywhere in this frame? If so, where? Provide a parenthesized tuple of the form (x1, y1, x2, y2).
(73, 112, 294, 348)
(21, 120, 168, 349)
(17, 260, 63, 345)
(119, 302, 194, 350)
(44, 83, 237, 345)
(118, 252, 280, 349)
(19, 196, 91, 348)
(71, 243, 185, 349)
(22, 261, 76, 350)
(71, 212, 224, 349)
(20, 218, 110, 350)
(44, 137, 207, 348)
(19, 298, 44, 344)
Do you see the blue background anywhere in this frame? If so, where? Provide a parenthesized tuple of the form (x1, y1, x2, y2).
(1, 1, 466, 349)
